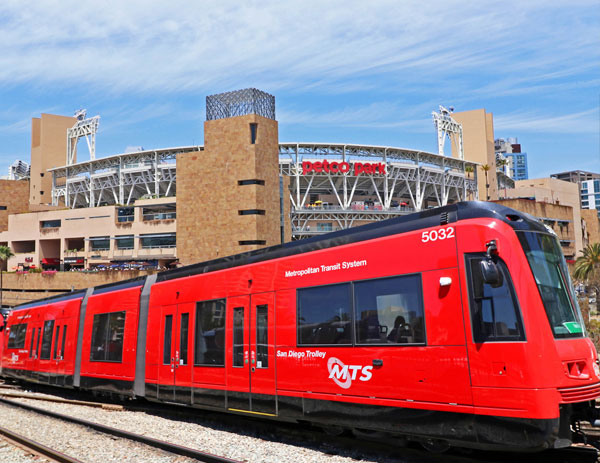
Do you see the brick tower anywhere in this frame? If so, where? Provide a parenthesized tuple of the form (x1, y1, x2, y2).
(177, 89, 283, 265)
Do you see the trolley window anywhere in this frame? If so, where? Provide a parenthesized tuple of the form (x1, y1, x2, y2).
(40, 320, 55, 359)
(256, 305, 268, 368)
(517, 231, 584, 338)
(355, 275, 425, 345)
(233, 307, 244, 367)
(52, 325, 60, 359)
(298, 283, 352, 346)
(29, 327, 36, 357)
(90, 311, 126, 362)
(7, 323, 27, 349)
(180, 313, 189, 365)
(60, 325, 67, 360)
(194, 299, 225, 366)
(163, 315, 173, 365)
(466, 256, 525, 343)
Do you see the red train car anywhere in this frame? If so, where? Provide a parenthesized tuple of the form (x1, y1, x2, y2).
(1, 202, 599, 452)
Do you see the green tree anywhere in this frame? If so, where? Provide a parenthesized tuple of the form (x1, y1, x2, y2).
(573, 243, 600, 346)
(480, 164, 491, 200)
(0, 245, 15, 308)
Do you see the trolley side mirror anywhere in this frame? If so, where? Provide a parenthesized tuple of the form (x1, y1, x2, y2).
(480, 259, 501, 287)
(480, 240, 502, 287)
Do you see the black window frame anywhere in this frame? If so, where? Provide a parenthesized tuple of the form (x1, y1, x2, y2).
(60, 325, 67, 360)
(296, 273, 427, 347)
(194, 298, 226, 367)
(52, 325, 60, 359)
(89, 311, 126, 363)
(179, 312, 189, 365)
(256, 304, 268, 368)
(465, 254, 526, 343)
(163, 314, 173, 365)
(40, 320, 55, 359)
(29, 327, 36, 357)
(7, 323, 28, 349)
(354, 274, 426, 346)
(232, 307, 244, 368)
(297, 282, 353, 347)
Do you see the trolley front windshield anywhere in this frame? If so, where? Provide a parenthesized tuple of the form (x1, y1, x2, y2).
(517, 231, 584, 339)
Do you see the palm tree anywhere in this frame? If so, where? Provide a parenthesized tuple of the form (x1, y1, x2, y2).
(574, 243, 600, 326)
(480, 164, 491, 200)
(0, 245, 14, 308)
(465, 166, 475, 200)
(574, 243, 600, 292)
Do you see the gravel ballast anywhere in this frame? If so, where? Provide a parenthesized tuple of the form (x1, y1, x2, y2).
(1, 393, 401, 463)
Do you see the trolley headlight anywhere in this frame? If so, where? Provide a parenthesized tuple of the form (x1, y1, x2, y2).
(594, 360, 600, 379)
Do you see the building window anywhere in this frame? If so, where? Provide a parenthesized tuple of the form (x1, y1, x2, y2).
(238, 209, 265, 215)
(7, 323, 27, 349)
(41, 220, 61, 228)
(238, 240, 266, 245)
(115, 235, 134, 250)
(90, 237, 110, 251)
(194, 299, 226, 366)
(140, 233, 176, 248)
(90, 311, 126, 362)
(238, 179, 265, 186)
(0, 206, 6, 211)
(250, 123, 258, 144)
(117, 207, 134, 223)
(316, 223, 333, 232)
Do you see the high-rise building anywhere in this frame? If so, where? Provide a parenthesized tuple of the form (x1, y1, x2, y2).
(495, 137, 528, 180)
(581, 178, 600, 218)
(551, 170, 600, 219)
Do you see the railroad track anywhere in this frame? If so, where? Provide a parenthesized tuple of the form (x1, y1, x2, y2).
(0, 397, 241, 463)
(3, 385, 599, 463)
(0, 425, 84, 463)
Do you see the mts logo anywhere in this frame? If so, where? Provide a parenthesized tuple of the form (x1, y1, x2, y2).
(327, 357, 373, 389)
(302, 161, 386, 176)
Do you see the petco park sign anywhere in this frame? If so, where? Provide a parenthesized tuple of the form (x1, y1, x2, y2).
(302, 160, 386, 176)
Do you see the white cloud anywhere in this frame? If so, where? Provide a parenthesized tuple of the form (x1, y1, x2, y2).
(494, 108, 599, 134)
(0, 0, 596, 95)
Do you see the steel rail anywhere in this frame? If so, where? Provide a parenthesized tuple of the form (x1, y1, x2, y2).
(0, 424, 84, 463)
(0, 397, 241, 463)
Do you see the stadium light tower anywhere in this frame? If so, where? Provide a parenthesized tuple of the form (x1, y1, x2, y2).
(67, 109, 100, 165)
(432, 105, 464, 160)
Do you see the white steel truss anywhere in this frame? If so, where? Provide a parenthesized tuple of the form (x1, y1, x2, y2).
(51, 147, 196, 208)
(432, 106, 464, 160)
(279, 143, 478, 239)
(67, 110, 101, 165)
(50, 143, 479, 240)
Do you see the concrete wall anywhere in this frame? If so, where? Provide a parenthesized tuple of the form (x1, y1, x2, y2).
(177, 114, 281, 265)
(0, 270, 152, 307)
(495, 198, 577, 259)
(0, 198, 176, 270)
(451, 109, 498, 201)
(582, 209, 600, 246)
(30, 114, 75, 206)
(0, 180, 30, 232)
(503, 178, 583, 257)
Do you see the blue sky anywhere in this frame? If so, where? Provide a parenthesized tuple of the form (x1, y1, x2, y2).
(0, 1, 598, 179)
